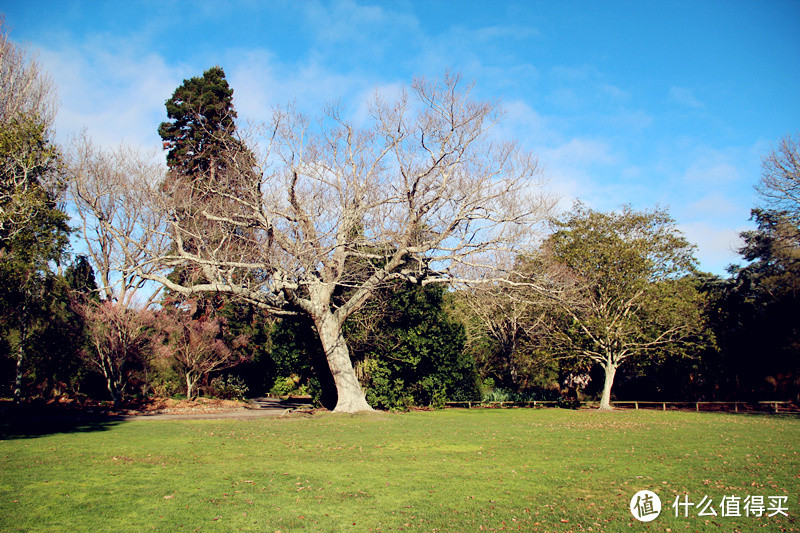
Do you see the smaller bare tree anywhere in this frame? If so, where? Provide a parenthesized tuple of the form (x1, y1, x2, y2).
(156, 306, 249, 399)
(456, 253, 577, 392)
(757, 133, 800, 220)
(77, 299, 151, 407)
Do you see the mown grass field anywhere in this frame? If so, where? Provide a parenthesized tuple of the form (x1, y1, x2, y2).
(1, 408, 798, 532)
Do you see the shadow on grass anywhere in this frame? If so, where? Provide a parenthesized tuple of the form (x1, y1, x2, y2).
(734, 411, 800, 420)
(608, 406, 800, 420)
(0, 405, 127, 440)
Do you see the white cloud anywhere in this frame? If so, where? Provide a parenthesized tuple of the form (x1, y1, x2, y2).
(550, 65, 598, 82)
(472, 24, 542, 42)
(300, 0, 422, 63)
(609, 109, 653, 132)
(600, 83, 630, 100)
(682, 149, 743, 185)
(497, 99, 558, 146)
(226, 49, 371, 122)
(679, 221, 747, 273)
(38, 38, 183, 150)
(542, 138, 618, 168)
(684, 193, 742, 219)
(669, 86, 705, 109)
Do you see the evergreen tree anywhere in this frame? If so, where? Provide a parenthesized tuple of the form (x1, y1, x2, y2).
(718, 135, 800, 401)
(156, 67, 264, 397)
(347, 282, 479, 409)
(158, 66, 238, 178)
(0, 115, 70, 403)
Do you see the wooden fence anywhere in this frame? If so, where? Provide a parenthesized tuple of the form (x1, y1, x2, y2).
(444, 400, 794, 413)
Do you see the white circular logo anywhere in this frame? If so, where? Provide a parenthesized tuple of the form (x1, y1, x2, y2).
(630, 490, 662, 522)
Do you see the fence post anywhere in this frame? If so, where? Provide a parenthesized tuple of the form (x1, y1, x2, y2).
(696, 402, 699, 412)
(635, 401, 639, 410)
(735, 402, 739, 413)
(662, 402, 666, 411)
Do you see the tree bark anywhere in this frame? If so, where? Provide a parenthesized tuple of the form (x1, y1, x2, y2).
(100, 355, 122, 408)
(13, 325, 26, 405)
(598, 361, 618, 411)
(186, 372, 198, 400)
(13, 300, 29, 405)
(315, 311, 373, 413)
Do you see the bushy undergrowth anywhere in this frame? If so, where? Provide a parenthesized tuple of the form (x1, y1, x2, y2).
(208, 374, 250, 400)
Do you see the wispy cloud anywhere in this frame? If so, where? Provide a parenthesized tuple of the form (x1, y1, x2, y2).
(669, 86, 705, 109)
(682, 149, 742, 185)
(684, 192, 743, 219)
(39, 39, 180, 148)
(543, 138, 619, 168)
(679, 221, 746, 273)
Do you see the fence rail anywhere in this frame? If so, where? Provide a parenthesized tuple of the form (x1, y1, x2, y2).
(445, 400, 794, 413)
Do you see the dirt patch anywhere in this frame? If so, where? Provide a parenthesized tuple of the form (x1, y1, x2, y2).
(1, 397, 325, 433)
(122, 397, 253, 416)
(0, 396, 257, 419)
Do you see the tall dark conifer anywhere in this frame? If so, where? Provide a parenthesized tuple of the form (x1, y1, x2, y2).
(158, 66, 253, 291)
(157, 67, 263, 398)
(158, 66, 237, 179)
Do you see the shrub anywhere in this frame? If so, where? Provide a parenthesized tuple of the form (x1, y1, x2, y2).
(209, 374, 249, 400)
(556, 396, 582, 409)
(270, 375, 301, 396)
(147, 368, 182, 398)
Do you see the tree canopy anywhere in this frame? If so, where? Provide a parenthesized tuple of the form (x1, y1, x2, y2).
(0, 23, 71, 403)
(4, 46, 795, 411)
(716, 134, 800, 401)
(539, 204, 707, 409)
(158, 66, 238, 176)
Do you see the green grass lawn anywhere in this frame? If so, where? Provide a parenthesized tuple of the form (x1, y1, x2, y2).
(1, 408, 798, 532)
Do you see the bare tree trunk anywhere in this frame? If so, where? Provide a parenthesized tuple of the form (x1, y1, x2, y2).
(13, 322, 26, 405)
(315, 312, 373, 413)
(13, 299, 29, 405)
(186, 373, 197, 400)
(598, 361, 618, 411)
(100, 355, 122, 408)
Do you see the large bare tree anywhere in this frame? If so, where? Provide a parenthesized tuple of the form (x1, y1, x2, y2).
(67, 135, 168, 308)
(77, 74, 552, 412)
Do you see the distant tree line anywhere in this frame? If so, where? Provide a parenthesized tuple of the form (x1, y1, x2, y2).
(1, 28, 797, 411)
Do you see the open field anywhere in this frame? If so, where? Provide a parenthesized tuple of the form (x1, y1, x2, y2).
(1, 409, 798, 532)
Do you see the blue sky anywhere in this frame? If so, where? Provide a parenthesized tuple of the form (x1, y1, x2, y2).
(2, 0, 799, 275)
